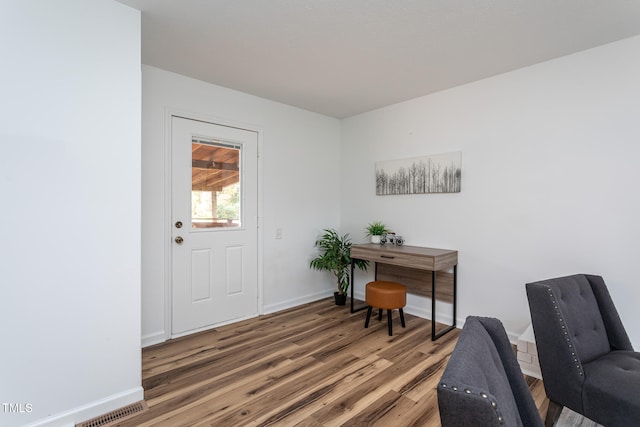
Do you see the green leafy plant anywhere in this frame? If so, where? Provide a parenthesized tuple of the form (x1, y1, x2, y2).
(365, 221, 388, 236)
(309, 229, 368, 295)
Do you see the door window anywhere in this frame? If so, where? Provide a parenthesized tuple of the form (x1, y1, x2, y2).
(191, 139, 241, 229)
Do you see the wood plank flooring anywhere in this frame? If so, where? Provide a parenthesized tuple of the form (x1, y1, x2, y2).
(116, 298, 550, 427)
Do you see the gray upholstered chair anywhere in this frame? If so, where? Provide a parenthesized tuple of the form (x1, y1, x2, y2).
(526, 274, 640, 427)
(437, 316, 544, 427)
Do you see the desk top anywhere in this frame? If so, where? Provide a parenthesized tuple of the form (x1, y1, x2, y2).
(350, 243, 457, 271)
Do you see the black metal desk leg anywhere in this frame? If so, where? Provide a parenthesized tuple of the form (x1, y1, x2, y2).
(431, 270, 436, 340)
(452, 264, 457, 328)
(350, 258, 368, 313)
(432, 265, 457, 341)
(350, 260, 355, 313)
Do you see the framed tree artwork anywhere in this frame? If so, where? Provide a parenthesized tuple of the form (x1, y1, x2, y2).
(375, 151, 461, 195)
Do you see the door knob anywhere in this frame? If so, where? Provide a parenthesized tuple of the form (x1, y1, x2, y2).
(175, 236, 184, 244)
(175, 221, 183, 228)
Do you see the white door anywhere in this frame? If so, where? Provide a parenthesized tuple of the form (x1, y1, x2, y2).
(171, 116, 258, 336)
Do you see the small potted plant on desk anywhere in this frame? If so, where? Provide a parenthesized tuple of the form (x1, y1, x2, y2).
(365, 221, 388, 244)
(310, 229, 368, 305)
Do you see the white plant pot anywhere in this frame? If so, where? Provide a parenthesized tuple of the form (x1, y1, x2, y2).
(371, 235, 381, 244)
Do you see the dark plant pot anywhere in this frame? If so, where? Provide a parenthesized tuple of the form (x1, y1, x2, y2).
(334, 292, 347, 306)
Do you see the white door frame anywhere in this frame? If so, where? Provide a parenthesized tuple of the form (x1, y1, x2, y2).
(163, 108, 264, 341)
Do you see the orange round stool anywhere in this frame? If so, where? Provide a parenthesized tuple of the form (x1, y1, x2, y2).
(364, 280, 407, 336)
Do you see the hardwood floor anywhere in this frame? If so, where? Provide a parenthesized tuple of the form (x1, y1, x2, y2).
(116, 298, 549, 427)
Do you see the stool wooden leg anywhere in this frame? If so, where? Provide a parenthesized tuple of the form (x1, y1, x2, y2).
(387, 310, 393, 336)
(378, 308, 383, 321)
(364, 306, 372, 328)
(399, 308, 406, 328)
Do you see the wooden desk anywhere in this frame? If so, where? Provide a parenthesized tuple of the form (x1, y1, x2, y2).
(350, 243, 458, 341)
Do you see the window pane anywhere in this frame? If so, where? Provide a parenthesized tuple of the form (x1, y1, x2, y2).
(191, 139, 241, 229)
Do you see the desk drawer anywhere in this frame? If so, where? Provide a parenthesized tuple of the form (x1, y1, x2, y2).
(350, 246, 433, 270)
(374, 251, 434, 270)
(350, 244, 457, 270)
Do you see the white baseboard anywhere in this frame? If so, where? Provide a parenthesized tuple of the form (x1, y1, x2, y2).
(507, 330, 523, 344)
(354, 289, 504, 341)
(353, 290, 458, 326)
(142, 331, 167, 348)
(355, 290, 526, 345)
(520, 366, 543, 380)
(262, 289, 333, 314)
(25, 387, 144, 427)
(144, 291, 530, 349)
(141, 291, 335, 348)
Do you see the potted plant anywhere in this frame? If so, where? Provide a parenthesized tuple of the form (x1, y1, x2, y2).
(365, 221, 388, 244)
(310, 229, 368, 305)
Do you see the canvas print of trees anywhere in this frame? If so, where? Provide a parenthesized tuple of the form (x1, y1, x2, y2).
(375, 151, 461, 195)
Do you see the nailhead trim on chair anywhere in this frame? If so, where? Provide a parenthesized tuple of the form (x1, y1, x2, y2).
(544, 285, 584, 376)
(439, 383, 505, 424)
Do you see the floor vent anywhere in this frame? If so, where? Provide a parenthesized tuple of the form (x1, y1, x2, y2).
(76, 401, 148, 427)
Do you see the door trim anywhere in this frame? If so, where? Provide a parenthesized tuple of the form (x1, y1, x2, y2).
(163, 108, 264, 341)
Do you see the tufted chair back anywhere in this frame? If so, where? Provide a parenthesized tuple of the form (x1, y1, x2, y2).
(438, 316, 544, 427)
(526, 274, 636, 426)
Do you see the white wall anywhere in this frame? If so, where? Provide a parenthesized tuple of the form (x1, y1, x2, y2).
(341, 36, 640, 345)
(141, 66, 341, 346)
(0, 1, 142, 426)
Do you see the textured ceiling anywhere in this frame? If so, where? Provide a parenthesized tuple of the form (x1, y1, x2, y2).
(117, 0, 640, 118)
